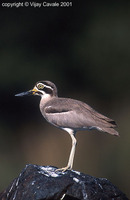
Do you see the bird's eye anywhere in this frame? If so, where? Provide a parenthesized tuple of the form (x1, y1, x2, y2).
(37, 84, 44, 90)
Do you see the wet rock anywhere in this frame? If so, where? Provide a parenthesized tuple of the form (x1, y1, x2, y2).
(0, 164, 128, 200)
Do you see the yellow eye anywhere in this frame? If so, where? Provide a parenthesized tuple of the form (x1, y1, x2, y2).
(37, 83, 44, 90)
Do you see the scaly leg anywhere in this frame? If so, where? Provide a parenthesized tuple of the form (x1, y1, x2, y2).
(56, 129, 77, 172)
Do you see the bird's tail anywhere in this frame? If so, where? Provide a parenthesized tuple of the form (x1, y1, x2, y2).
(100, 127, 119, 136)
(96, 114, 119, 136)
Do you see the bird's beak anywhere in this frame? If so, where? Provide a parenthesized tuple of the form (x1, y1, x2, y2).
(15, 88, 38, 97)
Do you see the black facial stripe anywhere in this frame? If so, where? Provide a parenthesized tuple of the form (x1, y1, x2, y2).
(35, 80, 58, 97)
(44, 87, 53, 95)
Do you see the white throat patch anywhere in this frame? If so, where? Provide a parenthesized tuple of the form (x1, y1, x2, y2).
(40, 93, 52, 105)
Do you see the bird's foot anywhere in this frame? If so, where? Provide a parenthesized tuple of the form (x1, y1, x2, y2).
(55, 165, 72, 172)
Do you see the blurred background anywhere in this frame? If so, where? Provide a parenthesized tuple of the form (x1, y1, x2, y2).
(0, 0, 130, 198)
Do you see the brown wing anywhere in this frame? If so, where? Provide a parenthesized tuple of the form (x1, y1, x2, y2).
(43, 98, 119, 136)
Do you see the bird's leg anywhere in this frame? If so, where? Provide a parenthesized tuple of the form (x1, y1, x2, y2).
(66, 131, 77, 169)
(56, 130, 77, 172)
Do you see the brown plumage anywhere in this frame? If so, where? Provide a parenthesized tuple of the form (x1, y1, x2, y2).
(15, 80, 119, 171)
(41, 98, 118, 136)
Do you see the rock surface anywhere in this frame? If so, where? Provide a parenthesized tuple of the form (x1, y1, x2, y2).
(0, 164, 128, 200)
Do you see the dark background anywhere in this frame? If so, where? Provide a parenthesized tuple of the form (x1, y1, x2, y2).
(0, 1, 130, 197)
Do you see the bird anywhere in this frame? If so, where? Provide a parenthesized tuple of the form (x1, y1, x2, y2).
(15, 80, 119, 171)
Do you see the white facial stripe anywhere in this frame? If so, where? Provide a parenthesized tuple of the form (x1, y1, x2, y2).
(44, 85, 53, 90)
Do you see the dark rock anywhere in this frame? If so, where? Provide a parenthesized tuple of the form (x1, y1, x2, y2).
(0, 164, 128, 200)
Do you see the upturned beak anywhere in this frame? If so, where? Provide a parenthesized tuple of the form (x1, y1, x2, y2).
(15, 88, 38, 97)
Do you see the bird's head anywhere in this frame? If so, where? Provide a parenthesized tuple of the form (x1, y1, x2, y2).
(15, 81, 58, 98)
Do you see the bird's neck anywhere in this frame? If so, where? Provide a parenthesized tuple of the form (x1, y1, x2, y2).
(40, 93, 52, 103)
(40, 94, 54, 110)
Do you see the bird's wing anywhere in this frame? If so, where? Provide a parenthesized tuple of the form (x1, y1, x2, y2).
(44, 98, 100, 128)
(44, 98, 119, 136)
(78, 101, 119, 135)
(80, 101, 117, 127)
(44, 98, 77, 127)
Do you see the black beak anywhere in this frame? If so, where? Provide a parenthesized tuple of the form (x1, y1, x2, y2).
(15, 90, 33, 97)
